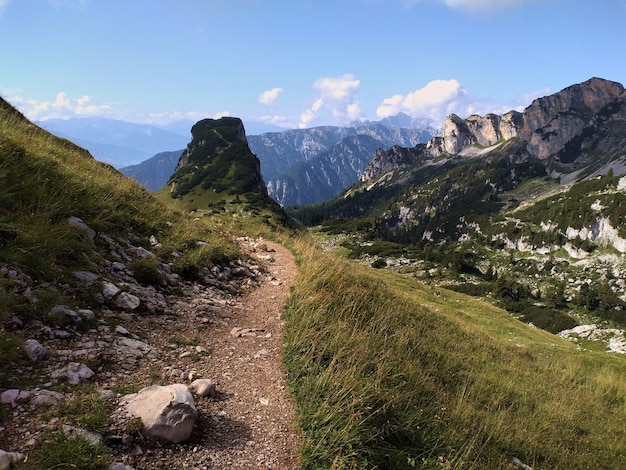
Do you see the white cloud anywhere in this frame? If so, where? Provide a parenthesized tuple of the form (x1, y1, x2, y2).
(0, 0, 11, 16)
(403, 0, 545, 12)
(376, 79, 467, 124)
(513, 86, 551, 109)
(4, 91, 115, 121)
(376, 78, 549, 126)
(49, 0, 91, 9)
(258, 87, 283, 106)
(298, 73, 362, 128)
(146, 110, 231, 125)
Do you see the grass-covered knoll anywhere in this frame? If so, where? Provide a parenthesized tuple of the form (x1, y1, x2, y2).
(159, 116, 291, 227)
(283, 241, 626, 469)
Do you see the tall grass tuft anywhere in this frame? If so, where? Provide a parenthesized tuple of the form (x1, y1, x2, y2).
(284, 242, 626, 469)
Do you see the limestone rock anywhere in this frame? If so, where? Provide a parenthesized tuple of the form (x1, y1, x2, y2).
(30, 389, 65, 406)
(49, 305, 82, 327)
(1, 389, 30, 408)
(63, 424, 103, 445)
(189, 379, 217, 397)
(67, 216, 96, 245)
(102, 281, 120, 300)
(24, 339, 48, 361)
(113, 291, 141, 310)
(51, 362, 95, 385)
(123, 384, 198, 443)
(0, 450, 25, 470)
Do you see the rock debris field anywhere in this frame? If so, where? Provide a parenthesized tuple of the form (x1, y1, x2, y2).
(0, 236, 301, 470)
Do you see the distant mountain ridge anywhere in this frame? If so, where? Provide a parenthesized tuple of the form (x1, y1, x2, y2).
(249, 120, 436, 206)
(41, 116, 190, 167)
(361, 77, 626, 185)
(293, 77, 626, 249)
(119, 115, 437, 200)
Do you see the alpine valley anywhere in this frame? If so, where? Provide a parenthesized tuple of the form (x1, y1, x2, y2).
(2, 78, 626, 470)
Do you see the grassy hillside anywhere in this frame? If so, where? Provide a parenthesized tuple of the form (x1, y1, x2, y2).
(0, 98, 242, 374)
(283, 240, 626, 469)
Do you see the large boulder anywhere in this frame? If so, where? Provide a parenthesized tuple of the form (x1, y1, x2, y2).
(122, 384, 197, 443)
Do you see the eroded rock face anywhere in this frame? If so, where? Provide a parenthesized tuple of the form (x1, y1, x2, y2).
(360, 145, 424, 182)
(123, 384, 198, 443)
(425, 78, 625, 165)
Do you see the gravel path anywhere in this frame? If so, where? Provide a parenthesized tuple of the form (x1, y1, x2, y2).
(110, 238, 301, 469)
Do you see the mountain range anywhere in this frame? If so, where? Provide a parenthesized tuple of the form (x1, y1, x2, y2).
(3, 81, 626, 469)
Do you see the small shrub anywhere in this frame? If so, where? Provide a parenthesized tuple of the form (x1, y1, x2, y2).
(130, 257, 163, 286)
(371, 259, 387, 269)
(520, 306, 578, 334)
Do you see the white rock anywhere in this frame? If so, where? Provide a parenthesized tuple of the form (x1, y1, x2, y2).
(123, 384, 197, 443)
(189, 379, 217, 397)
(31, 390, 65, 406)
(25, 339, 49, 361)
(51, 362, 94, 385)
(113, 292, 141, 310)
(115, 325, 130, 336)
(102, 282, 121, 300)
(63, 424, 103, 444)
(0, 450, 25, 470)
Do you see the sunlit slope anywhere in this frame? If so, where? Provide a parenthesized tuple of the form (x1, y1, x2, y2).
(283, 243, 626, 469)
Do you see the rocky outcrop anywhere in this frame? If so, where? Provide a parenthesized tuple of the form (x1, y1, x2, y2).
(424, 78, 626, 173)
(521, 77, 625, 159)
(427, 111, 523, 157)
(360, 145, 426, 182)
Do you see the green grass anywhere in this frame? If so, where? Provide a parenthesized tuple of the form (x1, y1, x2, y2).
(283, 241, 626, 469)
(57, 387, 112, 433)
(19, 433, 112, 470)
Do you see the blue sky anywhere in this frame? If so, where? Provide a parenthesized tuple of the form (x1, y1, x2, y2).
(1, 0, 625, 129)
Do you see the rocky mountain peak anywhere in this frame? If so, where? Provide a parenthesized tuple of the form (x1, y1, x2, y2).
(423, 78, 626, 177)
(521, 77, 625, 159)
(176, 117, 247, 171)
(360, 145, 425, 182)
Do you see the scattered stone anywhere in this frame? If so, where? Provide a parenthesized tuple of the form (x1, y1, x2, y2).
(513, 457, 532, 470)
(113, 292, 141, 311)
(63, 424, 103, 445)
(78, 309, 96, 321)
(189, 379, 217, 398)
(123, 384, 198, 443)
(74, 271, 99, 282)
(67, 216, 96, 245)
(230, 327, 266, 338)
(259, 398, 270, 406)
(195, 345, 209, 354)
(24, 339, 48, 361)
(0, 389, 30, 408)
(0, 450, 26, 470)
(134, 247, 154, 258)
(51, 362, 95, 385)
(115, 325, 131, 336)
(49, 305, 82, 326)
(30, 390, 65, 406)
(179, 351, 192, 359)
(109, 463, 136, 470)
(102, 282, 121, 300)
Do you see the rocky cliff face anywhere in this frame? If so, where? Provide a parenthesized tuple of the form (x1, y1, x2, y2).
(423, 78, 626, 179)
(521, 77, 625, 159)
(360, 145, 427, 182)
(426, 111, 523, 157)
